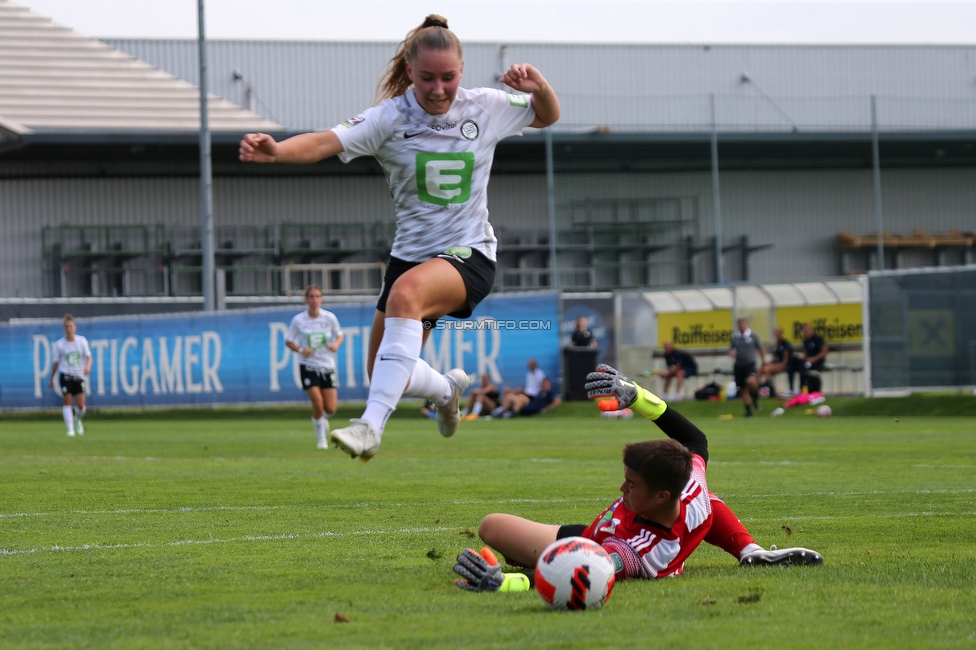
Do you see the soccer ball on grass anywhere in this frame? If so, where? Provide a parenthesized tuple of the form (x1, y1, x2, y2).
(535, 537, 616, 610)
(816, 404, 832, 418)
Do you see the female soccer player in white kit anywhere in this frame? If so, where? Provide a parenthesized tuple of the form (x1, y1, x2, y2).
(47, 314, 92, 437)
(239, 15, 560, 461)
(285, 285, 344, 449)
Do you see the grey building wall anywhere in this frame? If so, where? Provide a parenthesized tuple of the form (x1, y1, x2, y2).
(3, 40, 973, 299)
(102, 40, 976, 133)
(552, 167, 976, 281)
(4, 165, 973, 296)
(0, 173, 547, 297)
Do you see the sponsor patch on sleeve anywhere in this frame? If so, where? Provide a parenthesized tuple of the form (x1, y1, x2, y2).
(339, 114, 365, 128)
(507, 94, 529, 108)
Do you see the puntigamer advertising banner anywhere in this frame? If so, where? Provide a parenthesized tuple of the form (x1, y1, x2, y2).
(0, 293, 559, 410)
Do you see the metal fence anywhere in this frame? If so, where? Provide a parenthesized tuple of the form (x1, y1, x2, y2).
(866, 265, 976, 394)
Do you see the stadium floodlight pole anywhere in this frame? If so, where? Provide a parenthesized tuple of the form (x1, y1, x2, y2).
(198, 0, 215, 311)
(710, 94, 724, 284)
(871, 94, 885, 271)
(545, 127, 559, 289)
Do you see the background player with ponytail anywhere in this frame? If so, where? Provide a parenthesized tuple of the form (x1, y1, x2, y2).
(285, 285, 344, 450)
(240, 15, 560, 461)
(48, 314, 91, 437)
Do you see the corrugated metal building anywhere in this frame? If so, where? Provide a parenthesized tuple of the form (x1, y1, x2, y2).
(2, 0, 974, 303)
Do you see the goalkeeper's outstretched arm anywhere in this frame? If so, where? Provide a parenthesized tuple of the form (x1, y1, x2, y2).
(586, 364, 708, 463)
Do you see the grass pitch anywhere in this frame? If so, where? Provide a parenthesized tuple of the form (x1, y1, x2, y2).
(2, 401, 975, 649)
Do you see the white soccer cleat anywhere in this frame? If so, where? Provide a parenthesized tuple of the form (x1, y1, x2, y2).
(330, 418, 381, 462)
(436, 369, 470, 438)
(66, 430, 75, 437)
(740, 546, 824, 567)
(75, 418, 84, 436)
(316, 438, 329, 450)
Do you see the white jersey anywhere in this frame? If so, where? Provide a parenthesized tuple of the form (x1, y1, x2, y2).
(52, 335, 91, 379)
(286, 310, 342, 371)
(525, 367, 546, 397)
(331, 86, 537, 263)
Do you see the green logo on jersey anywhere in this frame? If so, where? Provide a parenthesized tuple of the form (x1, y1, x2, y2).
(416, 152, 474, 207)
(507, 94, 529, 108)
(66, 352, 81, 366)
(442, 246, 472, 258)
(307, 332, 327, 350)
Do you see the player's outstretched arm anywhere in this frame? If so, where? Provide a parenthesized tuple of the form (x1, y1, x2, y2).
(586, 364, 708, 461)
(499, 63, 560, 128)
(239, 131, 343, 164)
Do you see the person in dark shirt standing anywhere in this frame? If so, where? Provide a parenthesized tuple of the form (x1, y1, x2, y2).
(660, 340, 697, 400)
(800, 322, 829, 391)
(570, 316, 598, 348)
(729, 317, 765, 417)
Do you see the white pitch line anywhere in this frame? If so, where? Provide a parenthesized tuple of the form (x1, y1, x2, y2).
(0, 526, 457, 557)
(709, 461, 829, 466)
(742, 511, 976, 523)
(2, 488, 975, 520)
(0, 499, 614, 520)
(0, 504, 291, 519)
(4, 513, 976, 559)
(719, 488, 976, 499)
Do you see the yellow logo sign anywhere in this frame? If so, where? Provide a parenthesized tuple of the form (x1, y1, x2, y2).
(776, 304, 863, 344)
(658, 310, 734, 349)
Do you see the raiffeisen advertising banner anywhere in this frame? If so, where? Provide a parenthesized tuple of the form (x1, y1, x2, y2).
(0, 293, 559, 410)
(775, 304, 863, 344)
(657, 309, 735, 349)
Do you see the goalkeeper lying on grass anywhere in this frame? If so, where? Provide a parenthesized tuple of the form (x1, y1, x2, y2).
(454, 364, 823, 593)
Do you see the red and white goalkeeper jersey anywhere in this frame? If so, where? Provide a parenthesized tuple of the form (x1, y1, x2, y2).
(582, 454, 713, 579)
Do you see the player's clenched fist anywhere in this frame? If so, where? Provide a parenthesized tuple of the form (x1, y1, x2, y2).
(239, 133, 278, 163)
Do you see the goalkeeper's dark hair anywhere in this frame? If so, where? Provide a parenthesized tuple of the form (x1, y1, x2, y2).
(623, 439, 692, 500)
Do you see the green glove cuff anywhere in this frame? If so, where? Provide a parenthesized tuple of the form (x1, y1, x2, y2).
(498, 573, 531, 593)
(632, 384, 667, 420)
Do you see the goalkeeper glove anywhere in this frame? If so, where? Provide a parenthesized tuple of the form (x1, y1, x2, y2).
(453, 547, 531, 593)
(585, 364, 667, 420)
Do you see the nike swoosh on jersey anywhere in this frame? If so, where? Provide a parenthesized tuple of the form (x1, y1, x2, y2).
(404, 131, 425, 139)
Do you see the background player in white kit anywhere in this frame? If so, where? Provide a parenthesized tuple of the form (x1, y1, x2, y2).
(47, 314, 92, 437)
(285, 285, 344, 449)
(239, 15, 560, 461)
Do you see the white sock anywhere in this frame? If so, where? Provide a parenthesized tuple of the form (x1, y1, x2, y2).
(739, 543, 764, 559)
(471, 401, 483, 416)
(312, 416, 327, 443)
(74, 405, 86, 422)
(361, 318, 423, 433)
(402, 358, 452, 407)
(62, 406, 74, 432)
